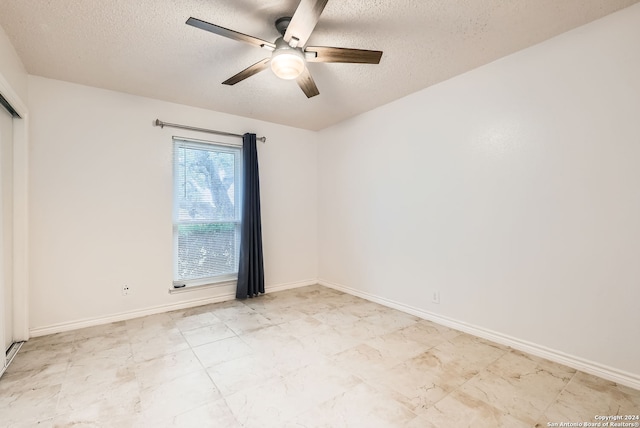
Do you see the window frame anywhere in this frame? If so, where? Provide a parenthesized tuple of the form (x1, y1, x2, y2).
(172, 136, 243, 288)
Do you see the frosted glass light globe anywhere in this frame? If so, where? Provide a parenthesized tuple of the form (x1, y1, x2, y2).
(271, 49, 305, 80)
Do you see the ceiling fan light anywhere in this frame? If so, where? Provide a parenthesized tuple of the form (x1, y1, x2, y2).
(271, 50, 305, 80)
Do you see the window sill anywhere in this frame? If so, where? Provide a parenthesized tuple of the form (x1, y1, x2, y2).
(168, 278, 237, 295)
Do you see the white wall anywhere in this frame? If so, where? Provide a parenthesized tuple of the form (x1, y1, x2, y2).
(318, 3, 640, 382)
(28, 76, 318, 332)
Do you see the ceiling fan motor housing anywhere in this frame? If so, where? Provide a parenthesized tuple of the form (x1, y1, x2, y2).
(271, 37, 305, 79)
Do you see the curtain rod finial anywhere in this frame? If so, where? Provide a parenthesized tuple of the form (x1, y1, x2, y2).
(154, 119, 164, 128)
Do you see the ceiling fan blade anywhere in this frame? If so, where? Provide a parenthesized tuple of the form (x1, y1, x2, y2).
(305, 46, 383, 64)
(284, 0, 328, 47)
(187, 17, 276, 50)
(296, 67, 320, 98)
(222, 58, 271, 85)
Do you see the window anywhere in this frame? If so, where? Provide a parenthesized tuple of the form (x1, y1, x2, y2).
(173, 138, 242, 287)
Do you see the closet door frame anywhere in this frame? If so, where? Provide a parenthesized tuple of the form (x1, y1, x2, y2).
(1, 98, 13, 354)
(0, 75, 29, 353)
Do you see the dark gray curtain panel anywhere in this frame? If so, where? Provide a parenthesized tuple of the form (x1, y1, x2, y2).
(236, 133, 265, 299)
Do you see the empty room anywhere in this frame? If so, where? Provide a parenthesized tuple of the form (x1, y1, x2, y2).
(0, 0, 639, 426)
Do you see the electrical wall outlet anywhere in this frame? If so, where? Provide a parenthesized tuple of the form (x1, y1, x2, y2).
(432, 290, 440, 304)
(122, 284, 130, 296)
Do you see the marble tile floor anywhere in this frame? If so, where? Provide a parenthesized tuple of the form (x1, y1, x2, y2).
(1, 285, 638, 427)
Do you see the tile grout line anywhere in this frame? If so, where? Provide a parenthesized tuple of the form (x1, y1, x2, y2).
(536, 369, 578, 423)
(179, 304, 249, 428)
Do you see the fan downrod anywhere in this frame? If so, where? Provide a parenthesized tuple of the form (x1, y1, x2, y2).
(275, 17, 292, 36)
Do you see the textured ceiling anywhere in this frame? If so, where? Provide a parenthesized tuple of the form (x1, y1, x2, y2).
(0, 0, 638, 130)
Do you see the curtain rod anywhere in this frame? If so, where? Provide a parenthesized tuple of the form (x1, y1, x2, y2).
(154, 119, 266, 143)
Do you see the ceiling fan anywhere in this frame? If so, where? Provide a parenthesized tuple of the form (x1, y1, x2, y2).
(186, 0, 383, 98)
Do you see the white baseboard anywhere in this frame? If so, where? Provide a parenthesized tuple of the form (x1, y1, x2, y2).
(29, 279, 315, 338)
(319, 279, 640, 391)
(266, 279, 317, 293)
